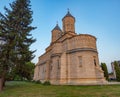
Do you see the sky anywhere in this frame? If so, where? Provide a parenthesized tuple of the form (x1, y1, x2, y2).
(0, 0, 120, 72)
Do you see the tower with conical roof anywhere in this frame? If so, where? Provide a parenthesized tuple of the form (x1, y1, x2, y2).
(62, 10, 75, 34)
(51, 23, 62, 43)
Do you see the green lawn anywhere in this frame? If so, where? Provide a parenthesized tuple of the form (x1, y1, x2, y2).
(0, 81, 120, 97)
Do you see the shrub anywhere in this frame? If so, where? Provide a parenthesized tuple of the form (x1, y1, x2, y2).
(114, 61, 120, 82)
(43, 81, 51, 85)
(101, 63, 109, 80)
(35, 80, 41, 84)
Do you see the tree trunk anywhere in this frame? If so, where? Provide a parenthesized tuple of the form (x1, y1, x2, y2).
(0, 72, 6, 92)
(3, 79, 5, 87)
(0, 77, 4, 92)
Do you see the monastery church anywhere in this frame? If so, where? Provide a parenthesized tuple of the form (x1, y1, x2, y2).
(34, 11, 107, 85)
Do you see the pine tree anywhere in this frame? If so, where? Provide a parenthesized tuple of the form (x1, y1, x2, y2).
(101, 63, 109, 80)
(0, 0, 36, 91)
(114, 61, 120, 81)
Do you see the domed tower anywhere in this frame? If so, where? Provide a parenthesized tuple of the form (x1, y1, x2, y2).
(62, 10, 75, 34)
(51, 23, 62, 43)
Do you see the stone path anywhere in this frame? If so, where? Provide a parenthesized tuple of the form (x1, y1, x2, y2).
(107, 82, 120, 85)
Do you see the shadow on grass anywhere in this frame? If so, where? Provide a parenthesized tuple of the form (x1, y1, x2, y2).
(4, 81, 31, 90)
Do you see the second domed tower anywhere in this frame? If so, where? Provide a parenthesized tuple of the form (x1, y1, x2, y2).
(51, 10, 76, 44)
(62, 10, 75, 34)
(51, 24, 62, 43)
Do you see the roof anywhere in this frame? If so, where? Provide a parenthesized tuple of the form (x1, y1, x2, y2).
(62, 10, 75, 21)
(52, 24, 62, 32)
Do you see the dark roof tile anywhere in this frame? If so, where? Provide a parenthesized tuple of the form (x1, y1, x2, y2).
(62, 11, 75, 21)
(52, 24, 62, 32)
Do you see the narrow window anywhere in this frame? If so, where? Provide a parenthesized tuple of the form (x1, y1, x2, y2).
(94, 59, 96, 66)
(50, 60, 53, 71)
(93, 56, 97, 66)
(57, 59, 60, 69)
(78, 56, 82, 67)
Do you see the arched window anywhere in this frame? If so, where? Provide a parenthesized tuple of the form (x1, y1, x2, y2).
(94, 56, 97, 66)
(57, 59, 60, 69)
(78, 56, 82, 67)
(94, 59, 96, 66)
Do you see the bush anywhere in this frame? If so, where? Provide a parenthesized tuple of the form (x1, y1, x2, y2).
(43, 81, 51, 85)
(114, 61, 120, 82)
(35, 80, 41, 84)
(101, 63, 109, 80)
(14, 75, 22, 81)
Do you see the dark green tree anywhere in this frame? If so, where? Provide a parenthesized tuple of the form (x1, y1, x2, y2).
(6, 62, 35, 81)
(114, 61, 120, 81)
(0, 0, 36, 91)
(101, 63, 109, 80)
(15, 62, 35, 80)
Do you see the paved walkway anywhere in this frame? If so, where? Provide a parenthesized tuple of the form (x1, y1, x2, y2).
(107, 82, 120, 85)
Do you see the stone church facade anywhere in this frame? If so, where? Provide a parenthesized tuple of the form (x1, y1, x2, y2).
(34, 11, 107, 85)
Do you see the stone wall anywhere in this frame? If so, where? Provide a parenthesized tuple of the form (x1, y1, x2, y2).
(52, 43, 62, 54)
(62, 17, 75, 33)
(68, 34, 97, 50)
(50, 56, 60, 84)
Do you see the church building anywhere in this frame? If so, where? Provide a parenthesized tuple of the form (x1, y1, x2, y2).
(34, 11, 107, 85)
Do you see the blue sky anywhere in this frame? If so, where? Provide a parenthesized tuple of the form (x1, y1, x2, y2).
(0, 0, 120, 72)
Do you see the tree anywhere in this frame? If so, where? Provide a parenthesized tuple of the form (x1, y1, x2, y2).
(101, 63, 109, 80)
(6, 62, 35, 81)
(114, 61, 120, 81)
(0, 0, 36, 91)
(15, 62, 35, 80)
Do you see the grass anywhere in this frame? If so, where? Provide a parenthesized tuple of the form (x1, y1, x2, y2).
(0, 81, 120, 97)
